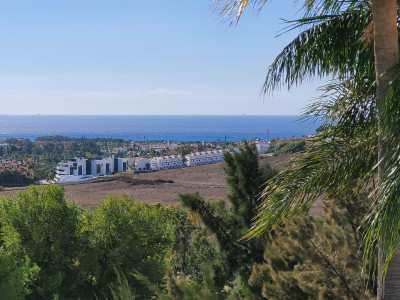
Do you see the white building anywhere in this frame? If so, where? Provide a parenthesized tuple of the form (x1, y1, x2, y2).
(54, 158, 89, 183)
(134, 150, 224, 172)
(90, 156, 114, 175)
(149, 144, 167, 153)
(91, 156, 128, 174)
(135, 158, 152, 171)
(54, 156, 128, 183)
(116, 157, 129, 172)
(185, 150, 224, 166)
(151, 155, 183, 170)
(55, 158, 87, 177)
(255, 141, 270, 154)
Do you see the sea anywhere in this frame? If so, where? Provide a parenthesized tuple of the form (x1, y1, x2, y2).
(0, 115, 322, 142)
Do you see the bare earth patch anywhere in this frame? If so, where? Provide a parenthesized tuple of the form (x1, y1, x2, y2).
(0, 153, 326, 216)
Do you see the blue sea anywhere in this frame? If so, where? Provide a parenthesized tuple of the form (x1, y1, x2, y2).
(0, 115, 321, 142)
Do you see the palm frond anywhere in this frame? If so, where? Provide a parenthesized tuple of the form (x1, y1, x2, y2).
(248, 75, 377, 239)
(302, 0, 364, 18)
(363, 67, 400, 277)
(213, 0, 361, 23)
(249, 132, 376, 237)
(263, 5, 373, 94)
(301, 77, 376, 130)
(213, 0, 268, 23)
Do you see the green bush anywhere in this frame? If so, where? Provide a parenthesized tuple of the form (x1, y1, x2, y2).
(80, 195, 176, 299)
(0, 186, 177, 299)
(0, 185, 82, 299)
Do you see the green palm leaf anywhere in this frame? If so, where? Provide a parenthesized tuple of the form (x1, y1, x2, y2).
(364, 69, 400, 277)
(249, 75, 377, 234)
(263, 4, 373, 93)
(217, 0, 400, 280)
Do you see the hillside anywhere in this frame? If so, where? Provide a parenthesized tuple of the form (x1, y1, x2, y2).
(0, 154, 322, 212)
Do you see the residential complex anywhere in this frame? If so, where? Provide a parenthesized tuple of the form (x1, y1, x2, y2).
(135, 155, 183, 171)
(54, 156, 129, 183)
(135, 150, 225, 171)
(151, 155, 183, 170)
(55, 148, 228, 182)
(185, 150, 224, 166)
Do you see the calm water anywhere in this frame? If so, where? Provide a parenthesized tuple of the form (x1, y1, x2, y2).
(0, 115, 321, 142)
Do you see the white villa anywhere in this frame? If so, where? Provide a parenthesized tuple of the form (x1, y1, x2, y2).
(185, 150, 224, 166)
(135, 155, 183, 171)
(90, 157, 114, 175)
(55, 158, 87, 179)
(135, 158, 151, 171)
(151, 155, 183, 170)
(134, 150, 224, 172)
(54, 156, 128, 183)
(255, 141, 270, 154)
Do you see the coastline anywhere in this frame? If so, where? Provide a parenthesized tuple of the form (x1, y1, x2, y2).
(0, 115, 321, 142)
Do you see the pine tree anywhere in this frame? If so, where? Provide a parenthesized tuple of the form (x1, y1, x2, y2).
(179, 143, 277, 293)
(249, 193, 375, 299)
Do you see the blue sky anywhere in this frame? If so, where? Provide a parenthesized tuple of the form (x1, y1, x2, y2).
(0, 0, 322, 115)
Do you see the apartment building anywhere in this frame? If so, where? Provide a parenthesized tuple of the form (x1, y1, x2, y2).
(255, 141, 270, 154)
(54, 156, 128, 183)
(151, 155, 183, 170)
(185, 150, 224, 166)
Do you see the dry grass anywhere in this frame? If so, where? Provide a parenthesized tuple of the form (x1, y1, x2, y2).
(0, 153, 324, 216)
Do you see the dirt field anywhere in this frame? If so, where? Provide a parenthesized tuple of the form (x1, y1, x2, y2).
(0, 153, 324, 215)
(0, 154, 297, 210)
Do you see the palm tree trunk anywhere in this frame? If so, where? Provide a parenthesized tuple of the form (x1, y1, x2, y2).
(371, 0, 399, 298)
(385, 251, 400, 299)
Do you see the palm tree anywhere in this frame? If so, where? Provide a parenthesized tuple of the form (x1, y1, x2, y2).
(215, 0, 400, 298)
(371, 1, 399, 297)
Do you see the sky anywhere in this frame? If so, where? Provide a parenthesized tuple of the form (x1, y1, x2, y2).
(0, 0, 324, 115)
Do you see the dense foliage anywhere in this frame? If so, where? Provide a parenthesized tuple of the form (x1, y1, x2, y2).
(249, 195, 374, 300)
(0, 143, 379, 298)
(0, 170, 32, 186)
(0, 186, 176, 299)
(0, 137, 132, 183)
(178, 144, 276, 294)
(164, 143, 375, 299)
